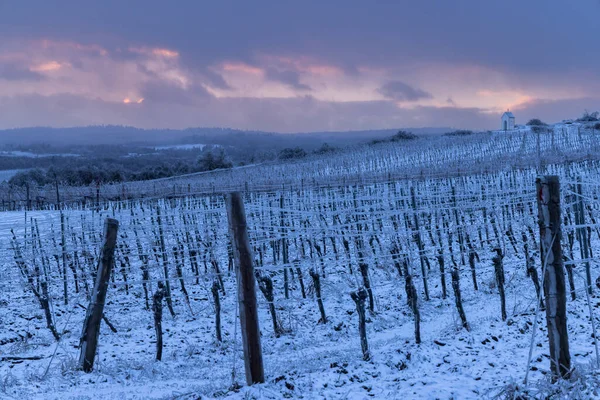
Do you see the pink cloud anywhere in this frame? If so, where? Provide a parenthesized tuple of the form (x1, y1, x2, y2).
(30, 61, 68, 72)
(129, 46, 179, 58)
(221, 62, 263, 75)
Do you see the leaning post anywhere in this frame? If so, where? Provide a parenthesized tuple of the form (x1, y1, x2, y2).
(78, 218, 119, 372)
(536, 175, 570, 379)
(226, 192, 265, 385)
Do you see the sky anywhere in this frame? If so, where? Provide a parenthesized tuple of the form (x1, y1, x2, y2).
(0, 0, 599, 132)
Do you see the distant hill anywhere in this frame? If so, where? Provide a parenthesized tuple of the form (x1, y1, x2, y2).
(0, 125, 451, 148)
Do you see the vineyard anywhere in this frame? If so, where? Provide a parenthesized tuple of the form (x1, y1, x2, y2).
(1, 125, 599, 209)
(1, 128, 600, 399)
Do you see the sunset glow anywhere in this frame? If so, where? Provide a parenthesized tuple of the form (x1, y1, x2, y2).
(152, 48, 179, 58)
(129, 46, 180, 58)
(30, 61, 64, 72)
(123, 98, 144, 104)
(221, 62, 263, 75)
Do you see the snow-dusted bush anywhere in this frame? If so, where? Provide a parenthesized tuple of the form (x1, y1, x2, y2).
(527, 118, 547, 126)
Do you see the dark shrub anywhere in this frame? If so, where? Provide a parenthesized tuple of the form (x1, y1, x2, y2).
(279, 147, 307, 160)
(197, 149, 232, 171)
(390, 130, 417, 141)
(444, 130, 474, 137)
(370, 130, 417, 145)
(527, 119, 547, 126)
(314, 143, 337, 155)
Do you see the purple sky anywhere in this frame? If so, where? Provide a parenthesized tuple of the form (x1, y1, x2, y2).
(0, 0, 599, 132)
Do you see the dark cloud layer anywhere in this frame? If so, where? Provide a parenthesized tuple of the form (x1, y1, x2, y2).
(0, 0, 599, 131)
(1, 1, 598, 75)
(378, 81, 432, 102)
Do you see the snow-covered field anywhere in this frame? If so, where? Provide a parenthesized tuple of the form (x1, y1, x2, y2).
(1, 133, 600, 399)
(4, 125, 599, 207)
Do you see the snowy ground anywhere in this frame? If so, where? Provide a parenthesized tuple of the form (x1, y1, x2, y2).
(0, 248, 599, 399)
(1, 162, 600, 399)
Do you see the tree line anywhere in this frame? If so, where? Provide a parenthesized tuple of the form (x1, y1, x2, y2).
(9, 149, 233, 187)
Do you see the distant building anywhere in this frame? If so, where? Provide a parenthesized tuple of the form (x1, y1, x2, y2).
(501, 111, 515, 131)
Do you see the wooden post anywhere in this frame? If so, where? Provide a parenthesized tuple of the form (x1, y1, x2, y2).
(78, 218, 119, 372)
(226, 192, 264, 385)
(536, 176, 570, 379)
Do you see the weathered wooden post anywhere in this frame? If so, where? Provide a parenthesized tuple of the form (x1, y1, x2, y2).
(78, 218, 119, 372)
(536, 176, 570, 379)
(226, 192, 265, 385)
